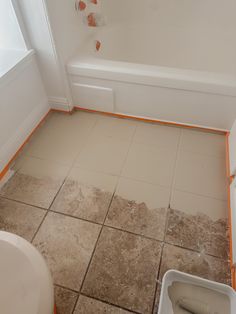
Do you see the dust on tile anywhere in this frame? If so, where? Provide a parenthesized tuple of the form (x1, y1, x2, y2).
(0, 157, 69, 209)
(74, 295, 133, 313)
(82, 227, 162, 313)
(165, 208, 229, 259)
(0, 197, 46, 241)
(159, 244, 231, 285)
(51, 168, 117, 223)
(54, 286, 78, 314)
(33, 212, 101, 291)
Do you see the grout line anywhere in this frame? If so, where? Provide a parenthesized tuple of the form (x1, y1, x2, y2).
(151, 242, 165, 314)
(70, 115, 99, 169)
(79, 292, 142, 314)
(30, 175, 68, 243)
(171, 187, 228, 203)
(30, 211, 48, 244)
(49, 208, 165, 244)
(163, 241, 230, 262)
(71, 187, 117, 313)
(151, 208, 171, 314)
(117, 123, 138, 177)
(102, 183, 118, 225)
(0, 195, 47, 211)
(168, 128, 183, 207)
(71, 231, 102, 313)
(49, 209, 103, 227)
(22, 153, 76, 168)
(163, 208, 171, 244)
(55, 283, 79, 294)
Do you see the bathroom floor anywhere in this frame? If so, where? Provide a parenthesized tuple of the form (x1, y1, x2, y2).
(0, 111, 231, 314)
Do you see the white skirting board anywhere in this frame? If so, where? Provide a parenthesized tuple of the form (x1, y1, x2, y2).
(49, 97, 72, 112)
(0, 102, 49, 173)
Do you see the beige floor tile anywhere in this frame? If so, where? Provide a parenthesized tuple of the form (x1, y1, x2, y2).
(33, 212, 101, 291)
(165, 208, 229, 259)
(41, 111, 97, 133)
(25, 133, 85, 166)
(24, 112, 96, 165)
(0, 197, 46, 241)
(170, 190, 228, 220)
(105, 177, 170, 240)
(92, 115, 136, 141)
(51, 168, 118, 223)
(82, 227, 162, 314)
(173, 151, 228, 200)
(122, 143, 176, 186)
(159, 244, 231, 285)
(0, 157, 69, 208)
(134, 122, 181, 150)
(180, 129, 226, 158)
(54, 286, 78, 314)
(75, 135, 130, 175)
(74, 295, 133, 314)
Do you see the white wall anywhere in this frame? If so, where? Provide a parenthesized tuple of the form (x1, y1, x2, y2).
(45, 0, 87, 63)
(0, 0, 26, 50)
(17, 0, 72, 110)
(100, 0, 236, 75)
(0, 52, 49, 172)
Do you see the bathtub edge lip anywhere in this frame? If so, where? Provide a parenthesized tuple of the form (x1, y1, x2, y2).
(67, 57, 236, 97)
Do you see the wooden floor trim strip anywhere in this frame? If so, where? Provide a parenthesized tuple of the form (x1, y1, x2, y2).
(75, 106, 228, 135)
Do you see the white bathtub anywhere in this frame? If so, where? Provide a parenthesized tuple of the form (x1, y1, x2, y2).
(67, 26, 236, 131)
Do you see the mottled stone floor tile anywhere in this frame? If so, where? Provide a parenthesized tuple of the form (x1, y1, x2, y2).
(159, 244, 231, 285)
(165, 208, 199, 251)
(200, 216, 229, 259)
(54, 286, 78, 314)
(33, 212, 101, 291)
(51, 168, 117, 223)
(106, 196, 167, 241)
(82, 227, 162, 314)
(74, 295, 133, 313)
(0, 197, 46, 241)
(105, 178, 169, 240)
(165, 209, 229, 259)
(0, 157, 69, 208)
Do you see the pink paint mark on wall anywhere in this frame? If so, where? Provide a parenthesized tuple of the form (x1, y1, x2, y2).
(76, 0, 105, 27)
(87, 13, 97, 27)
(95, 40, 101, 51)
(75, 0, 86, 11)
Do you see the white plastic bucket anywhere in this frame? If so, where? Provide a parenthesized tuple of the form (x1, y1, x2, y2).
(158, 270, 236, 314)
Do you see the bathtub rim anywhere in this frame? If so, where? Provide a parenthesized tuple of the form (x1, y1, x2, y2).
(67, 55, 236, 97)
(0, 49, 35, 88)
